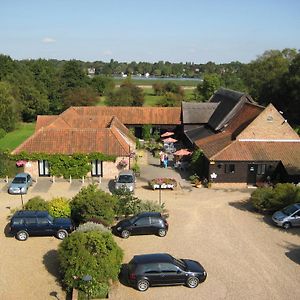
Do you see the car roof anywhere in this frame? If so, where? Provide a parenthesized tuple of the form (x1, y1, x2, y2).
(14, 173, 30, 178)
(118, 170, 134, 176)
(132, 253, 174, 264)
(136, 212, 162, 218)
(293, 203, 300, 209)
(13, 210, 49, 218)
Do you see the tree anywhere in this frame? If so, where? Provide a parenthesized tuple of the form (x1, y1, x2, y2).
(63, 86, 98, 109)
(0, 81, 19, 132)
(91, 76, 115, 96)
(58, 230, 123, 298)
(157, 92, 182, 107)
(0, 54, 15, 80)
(194, 74, 222, 101)
(70, 185, 116, 225)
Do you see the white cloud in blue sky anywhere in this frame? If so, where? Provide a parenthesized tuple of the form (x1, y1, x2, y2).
(1, 0, 299, 63)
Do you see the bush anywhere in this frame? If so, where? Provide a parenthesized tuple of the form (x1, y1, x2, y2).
(48, 197, 71, 218)
(24, 196, 49, 211)
(251, 183, 300, 212)
(0, 128, 6, 139)
(139, 200, 166, 214)
(75, 222, 109, 233)
(70, 184, 116, 225)
(0, 152, 19, 177)
(58, 231, 123, 298)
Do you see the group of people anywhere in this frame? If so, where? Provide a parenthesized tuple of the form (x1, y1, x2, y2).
(159, 151, 169, 168)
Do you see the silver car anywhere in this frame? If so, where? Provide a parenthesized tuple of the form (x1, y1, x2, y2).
(8, 173, 33, 194)
(272, 203, 300, 229)
(115, 170, 135, 192)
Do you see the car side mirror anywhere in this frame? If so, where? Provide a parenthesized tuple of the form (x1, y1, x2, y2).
(177, 269, 182, 274)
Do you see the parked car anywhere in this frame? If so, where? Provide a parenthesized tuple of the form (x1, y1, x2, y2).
(115, 170, 136, 192)
(114, 212, 168, 238)
(272, 203, 300, 229)
(126, 253, 207, 291)
(8, 172, 32, 194)
(9, 210, 74, 241)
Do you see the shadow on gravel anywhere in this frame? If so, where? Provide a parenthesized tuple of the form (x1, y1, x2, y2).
(228, 199, 257, 213)
(43, 249, 62, 284)
(284, 243, 300, 265)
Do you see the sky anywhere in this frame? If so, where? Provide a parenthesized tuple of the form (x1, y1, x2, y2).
(1, 0, 299, 63)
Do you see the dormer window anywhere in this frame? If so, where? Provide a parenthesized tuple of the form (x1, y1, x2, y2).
(267, 116, 273, 122)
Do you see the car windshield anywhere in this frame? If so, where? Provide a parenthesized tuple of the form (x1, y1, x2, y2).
(173, 257, 186, 270)
(282, 204, 299, 216)
(118, 175, 134, 183)
(129, 215, 139, 224)
(12, 177, 26, 184)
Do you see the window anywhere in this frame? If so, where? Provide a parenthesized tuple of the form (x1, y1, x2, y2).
(24, 218, 37, 225)
(150, 217, 161, 225)
(135, 217, 150, 226)
(159, 263, 178, 273)
(257, 164, 266, 175)
(91, 160, 102, 177)
(12, 218, 23, 225)
(37, 217, 49, 225)
(39, 160, 50, 176)
(143, 263, 160, 274)
(225, 164, 235, 173)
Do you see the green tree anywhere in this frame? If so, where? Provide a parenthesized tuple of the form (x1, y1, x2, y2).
(63, 86, 98, 109)
(70, 184, 116, 225)
(48, 197, 71, 218)
(194, 73, 222, 101)
(0, 55, 15, 80)
(158, 92, 182, 107)
(58, 230, 123, 298)
(91, 76, 115, 96)
(0, 81, 18, 132)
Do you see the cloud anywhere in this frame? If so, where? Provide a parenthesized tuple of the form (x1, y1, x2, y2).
(42, 37, 56, 43)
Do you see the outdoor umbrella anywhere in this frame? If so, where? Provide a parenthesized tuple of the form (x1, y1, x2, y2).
(173, 149, 192, 156)
(163, 137, 178, 143)
(161, 131, 174, 138)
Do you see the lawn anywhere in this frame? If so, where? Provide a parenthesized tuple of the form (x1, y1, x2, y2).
(0, 122, 35, 151)
(114, 78, 200, 87)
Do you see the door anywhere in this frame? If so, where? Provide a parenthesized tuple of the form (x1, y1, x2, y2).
(91, 160, 102, 177)
(24, 217, 38, 235)
(247, 164, 258, 185)
(36, 217, 54, 236)
(158, 263, 186, 285)
(39, 160, 50, 176)
(291, 210, 300, 227)
(131, 217, 151, 235)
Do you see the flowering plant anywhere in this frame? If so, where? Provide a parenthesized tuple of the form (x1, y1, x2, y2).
(118, 159, 128, 169)
(16, 160, 27, 167)
(149, 178, 177, 187)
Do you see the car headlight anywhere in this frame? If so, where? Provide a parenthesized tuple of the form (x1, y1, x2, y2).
(117, 226, 122, 231)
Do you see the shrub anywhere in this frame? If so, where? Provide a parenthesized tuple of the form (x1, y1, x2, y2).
(70, 184, 116, 225)
(139, 200, 166, 214)
(75, 222, 109, 233)
(251, 183, 300, 212)
(114, 188, 142, 217)
(0, 152, 19, 177)
(58, 231, 123, 298)
(0, 128, 6, 139)
(48, 197, 71, 218)
(131, 162, 140, 174)
(24, 196, 48, 211)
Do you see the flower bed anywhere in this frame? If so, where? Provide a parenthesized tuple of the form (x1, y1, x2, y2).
(149, 178, 177, 190)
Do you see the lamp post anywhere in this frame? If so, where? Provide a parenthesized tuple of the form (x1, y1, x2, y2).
(19, 187, 24, 209)
(82, 274, 92, 300)
(158, 183, 162, 206)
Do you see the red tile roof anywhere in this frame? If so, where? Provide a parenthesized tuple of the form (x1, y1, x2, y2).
(73, 106, 181, 125)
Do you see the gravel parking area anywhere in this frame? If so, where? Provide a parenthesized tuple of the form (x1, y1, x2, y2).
(0, 173, 299, 300)
(111, 187, 300, 300)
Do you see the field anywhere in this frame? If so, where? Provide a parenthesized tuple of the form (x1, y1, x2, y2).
(114, 78, 201, 87)
(0, 122, 35, 151)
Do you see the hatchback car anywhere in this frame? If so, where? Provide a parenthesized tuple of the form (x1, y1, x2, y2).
(8, 172, 32, 194)
(10, 210, 74, 241)
(272, 203, 300, 229)
(114, 212, 168, 238)
(127, 253, 207, 291)
(115, 170, 135, 192)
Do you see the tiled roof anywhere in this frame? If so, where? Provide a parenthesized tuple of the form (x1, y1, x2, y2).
(35, 116, 58, 131)
(12, 128, 130, 156)
(211, 141, 300, 175)
(73, 106, 181, 125)
(182, 102, 219, 124)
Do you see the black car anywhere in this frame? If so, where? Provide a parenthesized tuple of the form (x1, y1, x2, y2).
(127, 253, 207, 291)
(9, 210, 74, 241)
(114, 212, 168, 238)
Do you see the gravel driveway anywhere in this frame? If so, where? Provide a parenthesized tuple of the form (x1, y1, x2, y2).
(111, 187, 300, 300)
(0, 177, 299, 300)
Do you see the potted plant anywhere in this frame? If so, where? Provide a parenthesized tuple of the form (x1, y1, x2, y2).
(149, 178, 177, 190)
(117, 159, 128, 169)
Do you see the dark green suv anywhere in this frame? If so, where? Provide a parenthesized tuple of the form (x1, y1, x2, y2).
(10, 210, 74, 241)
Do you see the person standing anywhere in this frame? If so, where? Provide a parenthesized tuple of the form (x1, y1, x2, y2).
(164, 154, 168, 168)
(159, 151, 165, 167)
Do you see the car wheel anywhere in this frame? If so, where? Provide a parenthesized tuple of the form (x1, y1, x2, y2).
(158, 228, 167, 237)
(137, 279, 149, 291)
(282, 222, 291, 230)
(57, 229, 68, 240)
(16, 230, 29, 241)
(186, 276, 199, 288)
(121, 230, 130, 239)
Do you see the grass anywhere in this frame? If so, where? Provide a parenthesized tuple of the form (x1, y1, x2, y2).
(0, 122, 35, 151)
(114, 78, 200, 87)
